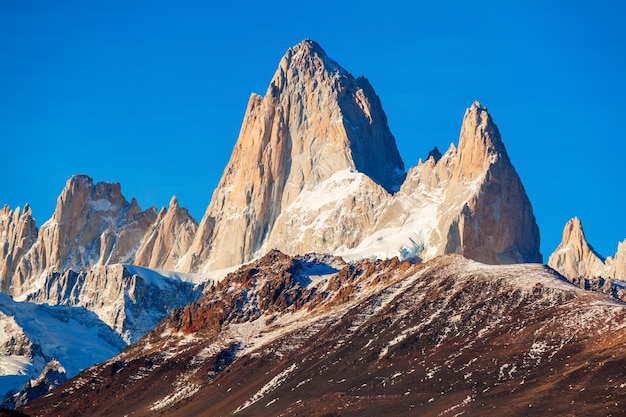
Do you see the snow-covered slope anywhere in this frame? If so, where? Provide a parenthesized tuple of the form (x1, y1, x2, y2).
(0, 293, 125, 406)
(22, 251, 626, 416)
(17, 264, 206, 343)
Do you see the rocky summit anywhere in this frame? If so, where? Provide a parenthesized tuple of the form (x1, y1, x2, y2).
(181, 39, 406, 272)
(181, 40, 542, 272)
(548, 217, 626, 301)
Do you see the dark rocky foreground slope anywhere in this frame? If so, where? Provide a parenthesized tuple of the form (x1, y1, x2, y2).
(21, 251, 626, 416)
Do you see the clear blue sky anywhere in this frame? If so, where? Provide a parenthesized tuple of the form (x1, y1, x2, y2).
(1, 0, 624, 259)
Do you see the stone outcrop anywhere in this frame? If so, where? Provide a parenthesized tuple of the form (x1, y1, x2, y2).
(435, 101, 542, 264)
(134, 196, 198, 270)
(606, 240, 626, 279)
(256, 101, 542, 265)
(21, 264, 205, 344)
(9, 175, 158, 296)
(181, 39, 405, 272)
(548, 217, 626, 281)
(548, 217, 606, 280)
(9, 359, 67, 409)
(0, 205, 37, 292)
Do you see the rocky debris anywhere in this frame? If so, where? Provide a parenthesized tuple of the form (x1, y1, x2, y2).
(20, 252, 626, 417)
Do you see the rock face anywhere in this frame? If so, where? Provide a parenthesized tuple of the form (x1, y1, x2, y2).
(134, 196, 198, 270)
(606, 239, 626, 279)
(9, 175, 158, 296)
(0, 205, 37, 293)
(548, 217, 626, 301)
(256, 101, 542, 265)
(9, 359, 67, 409)
(22, 252, 626, 417)
(182, 39, 405, 271)
(182, 41, 541, 272)
(548, 217, 606, 279)
(435, 101, 542, 264)
(21, 264, 205, 343)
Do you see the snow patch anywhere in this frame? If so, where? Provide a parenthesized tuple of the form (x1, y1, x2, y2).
(235, 363, 297, 413)
(89, 199, 112, 211)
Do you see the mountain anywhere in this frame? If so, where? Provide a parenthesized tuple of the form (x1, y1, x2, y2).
(134, 196, 198, 270)
(8, 175, 158, 296)
(181, 40, 541, 272)
(548, 217, 626, 301)
(0, 39, 554, 410)
(20, 251, 626, 416)
(2, 176, 199, 298)
(255, 100, 542, 265)
(0, 293, 126, 407)
(19, 264, 206, 343)
(548, 217, 606, 280)
(0, 176, 204, 341)
(181, 39, 405, 272)
(0, 205, 37, 293)
(0, 178, 206, 403)
(1, 41, 542, 287)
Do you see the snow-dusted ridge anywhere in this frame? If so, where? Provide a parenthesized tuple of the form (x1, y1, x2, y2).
(24, 251, 626, 416)
(0, 293, 125, 405)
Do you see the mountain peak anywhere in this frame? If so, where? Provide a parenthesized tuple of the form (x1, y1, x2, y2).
(548, 217, 606, 280)
(292, 38, 327, 55)
(183, 40, 404, 271)
(470, 99, 484, 110)
(454, 101, 509, 181)
(562, 216, 585, 243)
(280, 38, 344, 75)
(169, 195, 179, 209)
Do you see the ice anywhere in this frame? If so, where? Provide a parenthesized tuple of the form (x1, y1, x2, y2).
(89, 199, 112, 211)
(0, 293, 125, 400)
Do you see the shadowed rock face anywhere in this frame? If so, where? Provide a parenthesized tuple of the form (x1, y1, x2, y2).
(22, 251, 626, 417)
(134, 196, 198, 270)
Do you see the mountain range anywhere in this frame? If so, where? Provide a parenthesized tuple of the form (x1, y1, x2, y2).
(1, 39, 624, 414)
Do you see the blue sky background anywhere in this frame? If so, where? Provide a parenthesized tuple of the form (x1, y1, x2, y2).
(1, 0, 624, 259)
